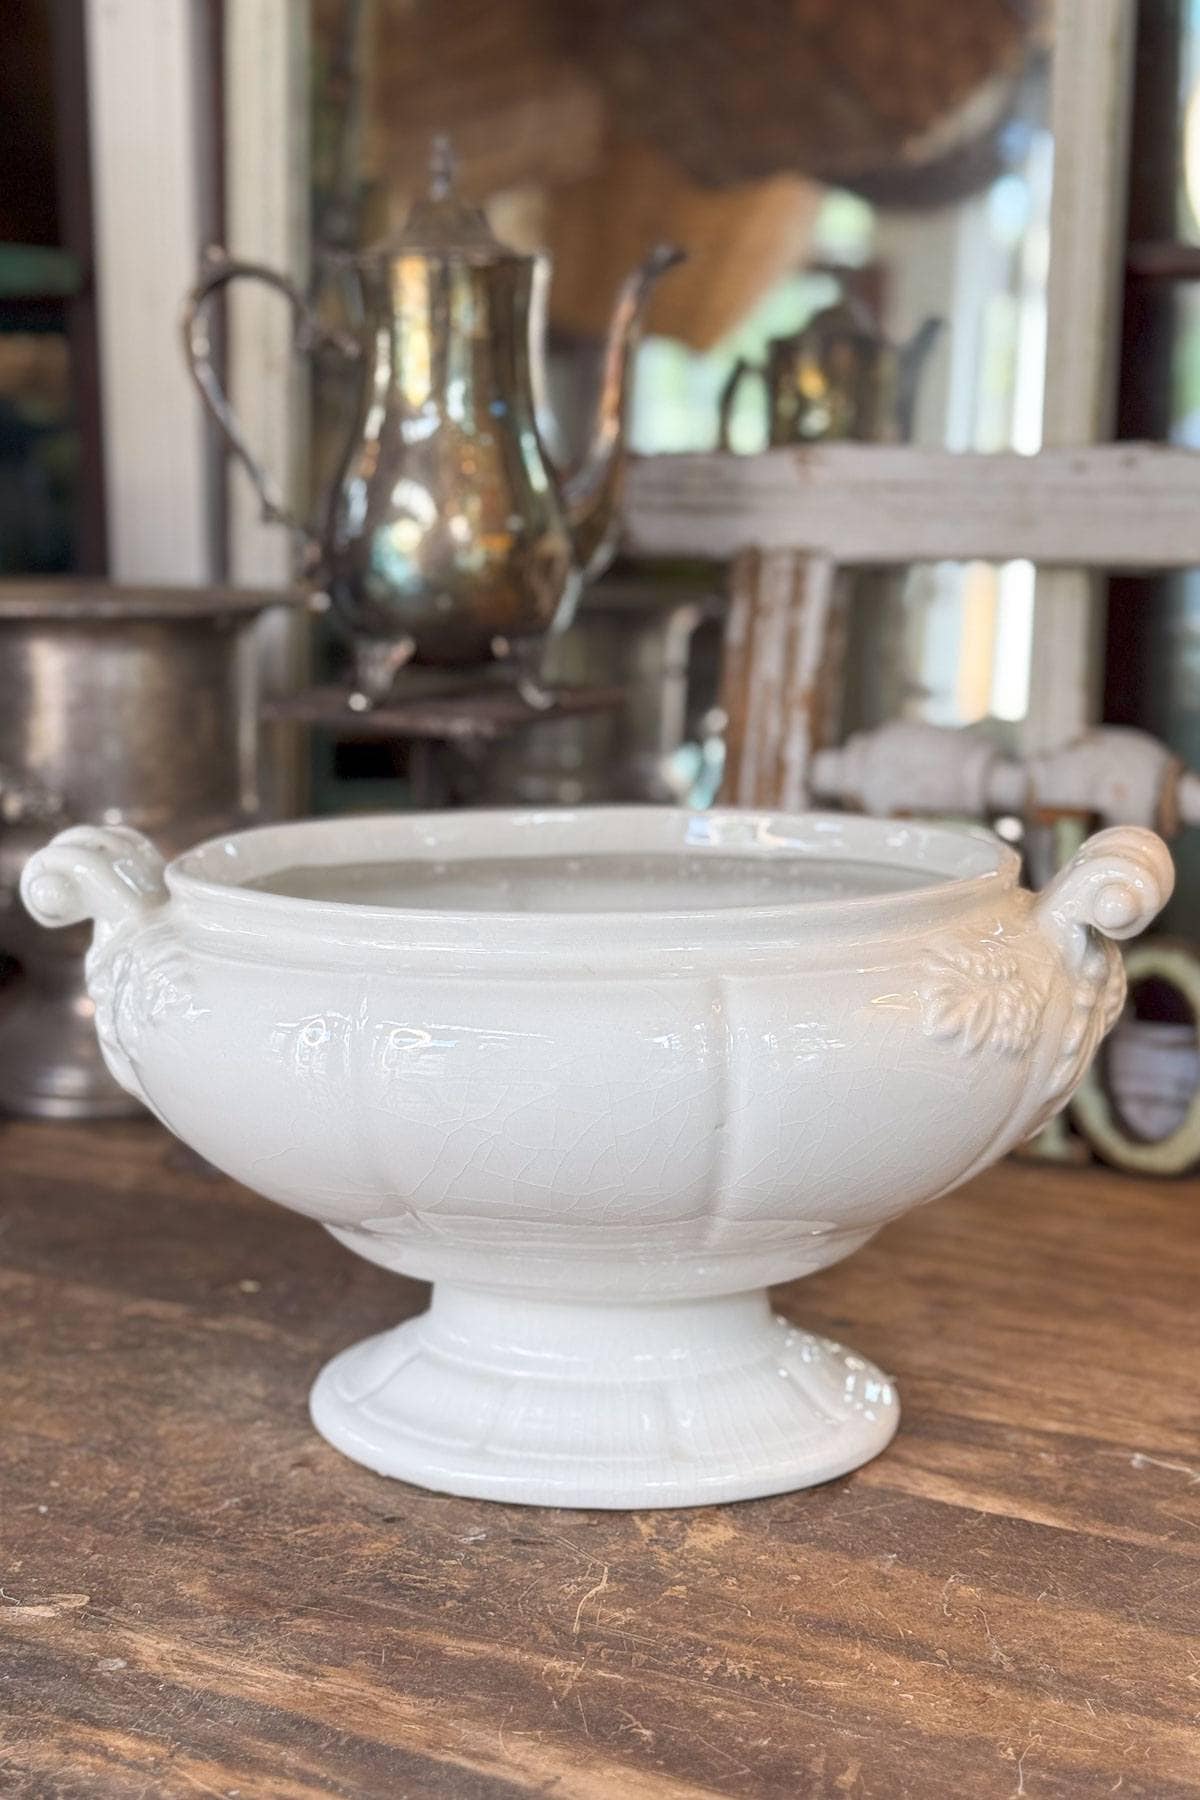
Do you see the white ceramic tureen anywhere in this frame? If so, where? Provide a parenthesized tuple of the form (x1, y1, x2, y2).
(21, 808, 1171, 1508)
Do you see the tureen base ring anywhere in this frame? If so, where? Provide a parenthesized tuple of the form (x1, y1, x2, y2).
(308, 1286, 899, 1508)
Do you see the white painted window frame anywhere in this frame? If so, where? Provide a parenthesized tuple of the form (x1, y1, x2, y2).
(222, 0, 310, 598)
(85, 0, 309, 598)
(85, 0, 219, 583)
(86, 0, 310, 810)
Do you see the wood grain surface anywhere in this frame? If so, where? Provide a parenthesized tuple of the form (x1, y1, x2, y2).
(622, 442, 1200, 570)
(2, 1120, 1199, 1799)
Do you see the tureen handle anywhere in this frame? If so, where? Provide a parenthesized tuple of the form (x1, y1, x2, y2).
(20, 825, 168, 946)
(1000, 826, 1175, 1146)
(20, 827, 170, 1108)
(1032, 825, 1174, 971)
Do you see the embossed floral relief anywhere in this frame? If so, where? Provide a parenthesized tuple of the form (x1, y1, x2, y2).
(919, 935, 1050, 1057)
(85, 938, 130, 1076)
(96, 929, 201, 1082)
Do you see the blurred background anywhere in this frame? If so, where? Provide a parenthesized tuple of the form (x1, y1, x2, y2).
(2, 0, 1057, 753)
(2, 4, 1194, 791)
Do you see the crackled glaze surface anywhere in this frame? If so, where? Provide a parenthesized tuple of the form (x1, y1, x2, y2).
(21, 809, 1173, 1506)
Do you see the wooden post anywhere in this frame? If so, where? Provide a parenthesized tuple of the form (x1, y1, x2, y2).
(1025, 0, 1136, 755)
(718, 550, 842, 809)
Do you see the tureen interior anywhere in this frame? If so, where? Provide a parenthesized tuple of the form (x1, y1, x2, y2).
(172, 807, 1013, 916)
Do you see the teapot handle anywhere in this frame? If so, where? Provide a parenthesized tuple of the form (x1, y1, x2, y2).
(716, 358, 766, 452)
(181, 247, 360, 572)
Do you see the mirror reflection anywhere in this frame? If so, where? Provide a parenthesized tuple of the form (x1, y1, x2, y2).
(309, 0, 1052, 787)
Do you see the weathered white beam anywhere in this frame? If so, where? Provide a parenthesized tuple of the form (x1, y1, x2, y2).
(223, 0, 312, 815)
(623, 444, 1200, 570)
(224, 0, 310, 593)
(85, 0, 217, 581)
(1042, 0, 1135, 445)
(1027, 0, 1136, 753)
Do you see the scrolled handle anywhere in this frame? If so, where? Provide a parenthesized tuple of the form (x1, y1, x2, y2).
(21, 827, 169, 1109)
(716, 357, 765, 452)
(1015, 827, 1175, 1142)
(181, 247, 360, 568)
(20, 825, 168, 943)
(1034, 825, 1174, 970)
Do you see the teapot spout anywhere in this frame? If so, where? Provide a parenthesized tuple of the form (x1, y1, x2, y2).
(561, 243, 685, 581)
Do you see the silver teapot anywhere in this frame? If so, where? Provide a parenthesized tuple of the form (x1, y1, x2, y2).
(184, 142, 683, 704)
(717, 299, 942, 450)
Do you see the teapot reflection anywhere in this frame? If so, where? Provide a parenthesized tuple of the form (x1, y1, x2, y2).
(184, 139, 683, 705)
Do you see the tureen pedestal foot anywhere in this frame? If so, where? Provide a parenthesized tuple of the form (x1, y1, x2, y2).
(309, 1285, 899, 1508)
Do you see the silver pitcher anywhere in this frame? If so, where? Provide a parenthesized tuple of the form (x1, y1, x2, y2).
(0, 582, 289, 1118)
(183, 140, 683, 705)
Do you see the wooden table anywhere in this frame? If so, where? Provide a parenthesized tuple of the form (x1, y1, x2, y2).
(2, 1121, 1198, 1799)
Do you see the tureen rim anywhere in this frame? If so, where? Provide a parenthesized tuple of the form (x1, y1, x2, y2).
(162, 806, 1020, 942)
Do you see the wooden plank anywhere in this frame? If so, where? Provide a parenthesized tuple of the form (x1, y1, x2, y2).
(623, 442, 1200, 569)
(1127, 240, 1200, 280)
(1026, 0, 1137, 755)
(3, 1119, 1200, 1798)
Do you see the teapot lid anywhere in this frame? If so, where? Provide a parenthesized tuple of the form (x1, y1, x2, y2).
(769, 296, 885, 355)
(369, 136, 527, 266)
